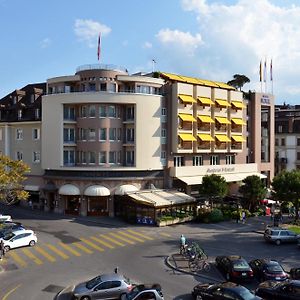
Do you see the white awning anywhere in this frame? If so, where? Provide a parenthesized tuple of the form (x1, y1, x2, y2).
(58, 184, 80, 196)
(24, 185, 40, 191)
(84, 185, 110, 197)
(114, 184, 139, 195)
(178, 176, 203, 185)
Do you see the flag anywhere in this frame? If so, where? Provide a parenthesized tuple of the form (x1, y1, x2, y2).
(97, 33, 101, 61)
(270, 59, 273, 81)
(263, 59, 267, 82)
(259, 61, 262, 82)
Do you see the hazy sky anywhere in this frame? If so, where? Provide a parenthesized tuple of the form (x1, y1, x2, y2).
(1, 0, 300, 104)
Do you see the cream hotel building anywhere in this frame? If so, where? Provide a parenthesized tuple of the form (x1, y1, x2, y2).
(0, 64, 274, 222)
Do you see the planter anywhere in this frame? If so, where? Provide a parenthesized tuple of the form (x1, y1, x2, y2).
(156, 216, 194, 227)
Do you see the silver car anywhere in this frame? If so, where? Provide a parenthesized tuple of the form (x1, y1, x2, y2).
(55, 273, 133, 300)
(121, 284, 164, 300)
(264, 228, 299, 245)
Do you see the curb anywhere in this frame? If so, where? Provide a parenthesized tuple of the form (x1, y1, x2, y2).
(165, 255, 221, 283)
(0, 265, 4, 274)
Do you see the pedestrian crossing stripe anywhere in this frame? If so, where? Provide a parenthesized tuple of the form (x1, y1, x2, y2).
(80, 238, 104, 252)
(108, 232, 135, 244)
(117, 231, 145, 243)
(45, 244, 69, 259)
(127, 229, 154, 240)
(34, 246, 56, 262)
(73, 242, 93, 254)
(59, 242, 81, 257)
(158, 232, 172, 237)
(8, 251, 27, 268)
(90, 236, 115, 249)
(22, 248, 43, 265)
(99, 234, 125, 247)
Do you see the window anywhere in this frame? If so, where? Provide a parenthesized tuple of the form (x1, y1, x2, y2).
(80, 128, 87, 140)
(117, 128, 122, 141)
(210, 155, 219, 165)
(161, 128, 166, 138)
(174, 156, 184, 167)
(126, 128, 134, 142)
(107, 83, 116, 92)
(18, 109, 22, 119)
(99, 128, 107, 141)
(281, 138, 285, 146)
(275, 138, 279, 146)
(193, 156, 203, 166)
(16, 128, 23, 140)
(64, 85, 71, 93)
(109, 128, 117, 141)
(35, 108, 40, 119)
(226, 155, 235, 165)
(100, 83, 107, 91)
(16, 151, 23, 160)
(278, 125, 283, 133)
(32, 128, 40, 140)
(161, 151, 166, 159)
(126, 106, 134, 120)
(99, 152, 106, 164)
(33, 151, 40, 163)
(88, 83, 96, 91)
(109, 151, 116, 164)
(63, 150, 75, 165)
(63, 128, 75, 143)
(89, 105, 96, 117)
(99, 105, 106, 117)
(88, 151, 96, 164)
(126, 151, 134, 165)
(161, 108, 166, 116)
(81, 106, 87, 117)
(81, 151, 87, 164)
(108, 105, 116, 118)
(63, 106, 75, 120)
(89, 128, 96, 141)
(297, 138, 300, 146)
(297, 152, 300, 160)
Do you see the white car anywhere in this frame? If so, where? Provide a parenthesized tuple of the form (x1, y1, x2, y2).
(1, 229, 37, 251)
(0, 214, 12, 222)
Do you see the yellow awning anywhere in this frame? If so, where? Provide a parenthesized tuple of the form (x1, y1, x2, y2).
(198, 115, 214, 123)
(178, 113, 196, 122)
(231, 135, 246, 142)
(215, 116, 231, 124)
(215, 82, 236, 90)
(197, 97, 214, 105)
(178, 94, 196, 103)
(231, 118, 246, 125)
(197, 134, 214, 141)
(215, 99, 231, 107)
(178, 133, 196, 142)
(231, 101, 246, 109)
(215, 135, 231, 142)
(160, 72, 183, 81)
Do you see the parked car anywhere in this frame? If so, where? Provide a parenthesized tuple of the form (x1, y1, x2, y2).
(215, 255, 254, 282)
(192, 282, 262, 300)
(249, 259, 288, 282)
(0, 221, 25, 231)
(121, 284, 164, 300)
(0, 229, 37, 251)
(0, 225, 26, 239)
(290, 267, 300, 280)
(264, 228, 299, 245)
(55, 273, 133, 300)
(255, 280, 300, 299)
(0, 214, 12, 222)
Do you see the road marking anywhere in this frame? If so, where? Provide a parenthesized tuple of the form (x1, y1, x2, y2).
(59, 242, 81, 257)
(34, 246, 56, 262)
(73, 242, 93, 254)
(2, 284, 22, 300)
(80, 238, 104, 252)
(118, 231, 145, 243)
(109, 232, 135, 244)
(159, 232, 172, 237)
(90, 236, 115, 249)
(127, 229, 154, 240)
(22, 248, 43, 265)
(8, 251, 27, 268)
(45, 244, 69, 259)
(100, 234, 125, 247)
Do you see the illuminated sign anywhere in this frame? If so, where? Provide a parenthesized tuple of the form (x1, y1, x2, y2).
(206, 167, 235, 174)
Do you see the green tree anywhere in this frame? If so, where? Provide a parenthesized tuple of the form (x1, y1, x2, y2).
(239, 175, 267, 212)
(199, 174, 228, 208)
(272, 170, 300, 220)
(227, 74, 250, 91)
(0, 155, 30, 205)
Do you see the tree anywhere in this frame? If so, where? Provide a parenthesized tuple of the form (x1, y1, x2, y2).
(199, 174, 228, 208)
(272, 170, 300, 220)
(227, 74, 250, 91)
(239, 175, 267, 212)
(0, 155, 30, 205)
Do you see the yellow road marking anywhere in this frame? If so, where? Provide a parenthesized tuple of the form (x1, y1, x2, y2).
(45, 244, 69, 259)
(80, 238, 104, 252)
(8, 251, 27, 268)
(159, 232, 172, 237)
(109, 232, 135, 245)
(73, 242, 93, 254)
(127, 229, 154, 240)
(90, 236, 115, 249)
(3, 284, 22, 300)
(59, 242, 81, 257)
(22, 248, 43, 265)
(118, 231, 145, 243)
(100, 234, 125, 247)
(34, 246, 56, 262)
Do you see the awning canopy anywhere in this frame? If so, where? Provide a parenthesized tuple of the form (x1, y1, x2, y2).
(215, 99, 231, 107)
(231, 101, 246, 109)
(215, 134, 231, 142)
(58, 184, 80, 196)
(197, 133, 214, 142)
(84, 185, 110, 197)
(231, 118, 246, 125)
(231, 135, 246, 142)
(197, 97, 214, 105)
(178, 113, 196, 122)
(198, 115, 214, 123)
(215, 116, 231, 124)
(178, 133, 196, 142)
(178, 94, 196, 104)
(24, 185, 40, 192)
(115, 184, 139, 196)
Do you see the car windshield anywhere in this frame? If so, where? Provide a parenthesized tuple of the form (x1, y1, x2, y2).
(267, 264, 283, 273)
(233, 260, 249, 269)
(3, 232, 15, 240)
(125, 288, 140, 300)
(238, 288, 256, 300)
(86, 275, 102, 289)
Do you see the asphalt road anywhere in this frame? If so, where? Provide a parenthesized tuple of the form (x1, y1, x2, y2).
(0, 205, 299, 300)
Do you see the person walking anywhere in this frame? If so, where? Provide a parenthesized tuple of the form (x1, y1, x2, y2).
(241, 211, 246, 224)
(28, 200, 33, 210)
(180, 234, 186, 254)
(0, 240, 5, 260)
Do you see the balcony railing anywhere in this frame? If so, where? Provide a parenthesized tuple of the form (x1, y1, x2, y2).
(76, 64, 128, 73)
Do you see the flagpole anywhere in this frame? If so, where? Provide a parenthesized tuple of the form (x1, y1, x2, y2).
(264, 58, 267, 94)
(271, 59, 273, 95)
(152, 59, 156, 73)
(260, 60, 262, 93)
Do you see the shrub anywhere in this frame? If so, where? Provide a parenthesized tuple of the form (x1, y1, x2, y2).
(209, 208, 224, 222)
(195, 210, 211, 223)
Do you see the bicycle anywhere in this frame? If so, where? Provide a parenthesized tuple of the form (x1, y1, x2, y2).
(189, 256, 211, 272)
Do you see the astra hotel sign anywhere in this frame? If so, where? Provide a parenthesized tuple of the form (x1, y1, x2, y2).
(206, 167, 235, 174)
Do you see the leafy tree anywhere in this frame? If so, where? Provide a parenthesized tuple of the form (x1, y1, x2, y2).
(239, 175, 267, 212)
(227, 74, 250, 91)
(272, 170, 300, 220)
(0, 155, 30, 205)
(199, 174, 228, 208)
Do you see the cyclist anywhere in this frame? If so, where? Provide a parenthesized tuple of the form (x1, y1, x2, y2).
(180, 234, 186, 254)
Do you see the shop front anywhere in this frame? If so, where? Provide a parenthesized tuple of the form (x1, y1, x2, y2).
(84, 185, 110, 216)
(58, 184, 81, 215)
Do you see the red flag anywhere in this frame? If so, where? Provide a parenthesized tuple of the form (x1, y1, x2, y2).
(97, 33, 101, 61)
(270, 59, 273, 81)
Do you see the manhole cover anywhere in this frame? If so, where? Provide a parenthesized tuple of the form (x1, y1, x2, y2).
(42, 285, 65, 293)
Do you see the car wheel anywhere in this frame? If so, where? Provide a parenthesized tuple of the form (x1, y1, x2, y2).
(275, 239, 281, 245)
(196, 295, 203, 300)
(29, 240, 36, 247)
(226, 273, 230, 280)
(4, 246, 10, 252)
(80, 296, 90, 300)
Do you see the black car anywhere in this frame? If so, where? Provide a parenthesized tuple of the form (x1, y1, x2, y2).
(290, 268, 300, 280)
(249, 259, 288, 282)
(215, 255, 254, 282)
(255, 280, 300, 300)
(192, 282, 262, 300)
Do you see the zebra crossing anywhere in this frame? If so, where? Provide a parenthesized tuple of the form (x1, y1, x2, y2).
(0, 229, 172, 270)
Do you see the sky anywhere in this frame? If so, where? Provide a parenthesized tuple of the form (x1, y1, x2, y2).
(1, 0, 300, 104)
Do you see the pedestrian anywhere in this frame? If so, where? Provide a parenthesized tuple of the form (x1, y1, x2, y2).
(28, 200, 33, 210)
(0, 240, 5, 260)
(270, 205, 275, 220)
(180, 234, 186, 254)
(114, 267, 119, 274)
(241, 211, 246, 224)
